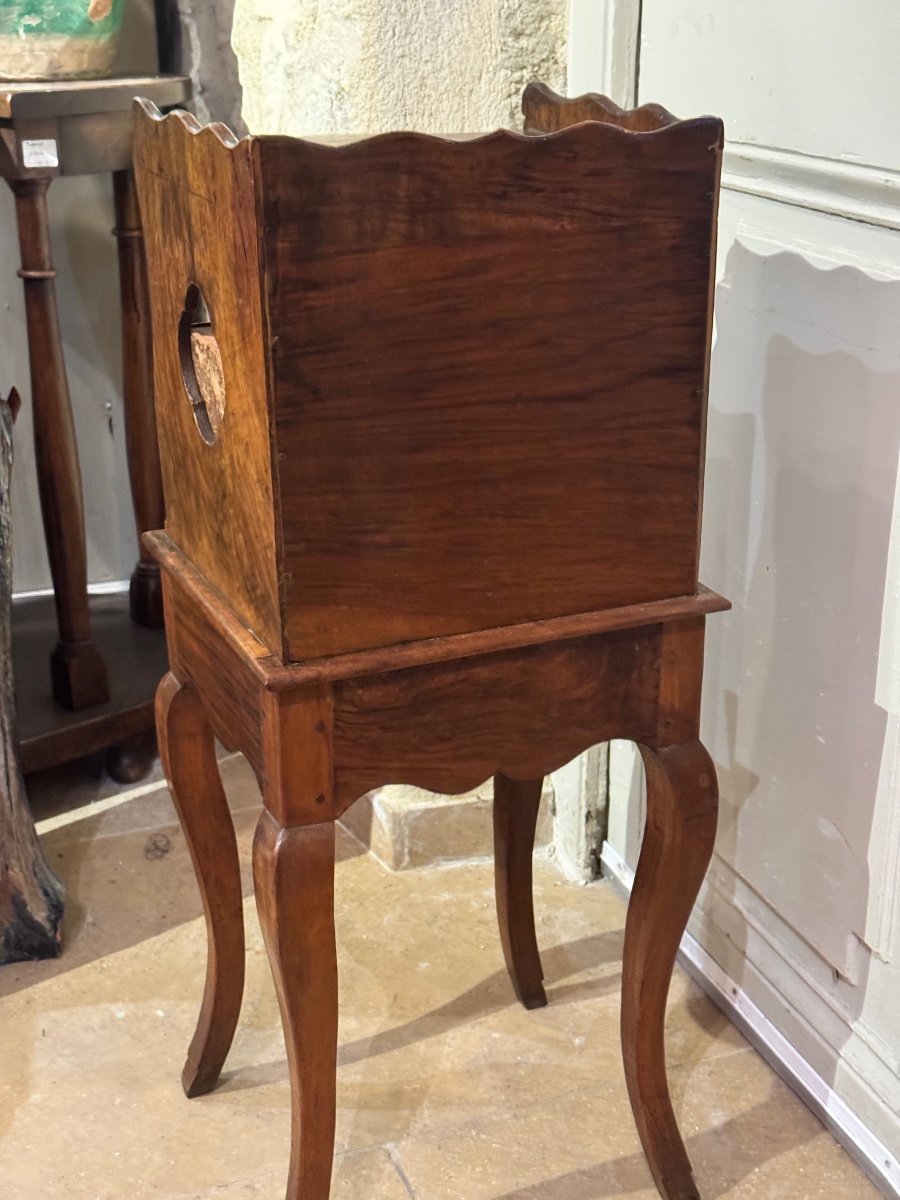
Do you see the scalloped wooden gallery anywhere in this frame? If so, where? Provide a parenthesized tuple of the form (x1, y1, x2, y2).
(135, 83, 729, 1200)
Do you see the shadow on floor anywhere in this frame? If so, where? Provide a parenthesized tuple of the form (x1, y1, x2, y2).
(217, 929, 624, 1091)
(490, 1083, 813, 1199)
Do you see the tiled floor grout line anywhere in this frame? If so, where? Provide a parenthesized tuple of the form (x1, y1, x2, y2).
(385, 1143, 419, 1199)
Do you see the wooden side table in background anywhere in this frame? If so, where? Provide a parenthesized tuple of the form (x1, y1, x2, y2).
(0, 75, 188, 778)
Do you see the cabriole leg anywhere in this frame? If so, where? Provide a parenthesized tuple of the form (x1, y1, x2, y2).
(493, 773, 547, 1010)
(157, 671, 245, 1097)
(622, 740, 719, 1200)
(253, 812, 338, 1200)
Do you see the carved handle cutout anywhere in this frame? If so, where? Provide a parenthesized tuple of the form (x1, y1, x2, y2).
(179, 283, 225, 445)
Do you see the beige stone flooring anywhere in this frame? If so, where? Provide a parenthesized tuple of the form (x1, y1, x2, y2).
(0, 756, 882, 1200)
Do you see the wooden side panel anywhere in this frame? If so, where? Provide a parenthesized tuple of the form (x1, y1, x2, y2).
(256, 118, 723, 661)
(159, 550, 270, 774)
(133, 104, 282, 654)
(331, 627, 661, 807)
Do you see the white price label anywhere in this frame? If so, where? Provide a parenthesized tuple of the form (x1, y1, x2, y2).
(22, 139, 59, 169)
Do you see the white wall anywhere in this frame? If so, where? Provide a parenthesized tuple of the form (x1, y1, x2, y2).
(639, 2, 900, 164)
(596, 0, 900, 1185)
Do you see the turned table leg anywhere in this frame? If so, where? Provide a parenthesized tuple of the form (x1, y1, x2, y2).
(112, 168, 164, 629)
(493, 773, 547, 1009)
(10, 178, 109, 711)
(621, 740, 719, 1200)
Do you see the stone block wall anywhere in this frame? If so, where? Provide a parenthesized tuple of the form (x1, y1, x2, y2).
(232, 0, 568, 135)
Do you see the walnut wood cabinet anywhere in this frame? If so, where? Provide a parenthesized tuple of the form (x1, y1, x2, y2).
(136, 82, 728, 1200)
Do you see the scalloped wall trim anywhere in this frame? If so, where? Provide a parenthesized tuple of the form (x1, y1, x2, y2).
(723, 141, 900, 232)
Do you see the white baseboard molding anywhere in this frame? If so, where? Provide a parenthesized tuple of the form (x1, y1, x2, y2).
(600, 841, 900, 1200)
(722, 141, 900, 232)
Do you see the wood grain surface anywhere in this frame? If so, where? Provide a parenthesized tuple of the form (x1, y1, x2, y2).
(331, 627, 660, 807)
(133, 102, 281, 653)
(522, 80, 684, 133)
(257, 117, 723, 659)
(253, 815, 338, 1199)
(136, 100, 723, 664)
(159, 555, 269, 775)
(146, 522, 728, 687)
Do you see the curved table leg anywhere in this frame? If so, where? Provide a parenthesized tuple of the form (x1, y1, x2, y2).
(493, 773, 547, 1009)
(157, 671, 245, 1097)
(113, 168, 164, 629)
(622, 740, 718, 1200)
(10, 178, 109, 711)
(254, 812, 338, 1200)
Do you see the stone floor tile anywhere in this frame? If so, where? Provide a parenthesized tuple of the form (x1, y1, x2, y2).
(0, 769, 882, 1199)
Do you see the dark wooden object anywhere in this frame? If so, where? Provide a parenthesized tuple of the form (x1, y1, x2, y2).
(13, 590, 169, 778)
(0, 75, 188, 714)
(136, 84, 728, 1200)
(9, 174, 109, 710)
(522, 78, 679, 132)
(0, 389, 64, 963)
(113, 166, 165, 629)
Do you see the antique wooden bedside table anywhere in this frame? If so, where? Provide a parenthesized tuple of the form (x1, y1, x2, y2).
(135, 82, 728, 1200)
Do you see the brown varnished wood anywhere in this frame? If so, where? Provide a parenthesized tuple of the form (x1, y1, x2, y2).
(159, 563, 269, 776)
(522, 80, 681, 133)
(135, 100, 722, 663)
(145, 528, 728, 688)
(10, 176, 109, 710)
(523, 85, 723, 594)
(656, 617, 707, 747)
(624, 742, 719, 1200)
(133, 102, 281, 653)
(493, 775, 547, 1009)
(331, 628, 660, 808)
(156, 672, 245, 1097)
(253, 814, 338, 1199)
(260, 685, 335, 828)
(112, 167, 165, 630)
(257, 119, 723, 660)
(138, 85, 729, 1200)
(154, 574, 723, 1200)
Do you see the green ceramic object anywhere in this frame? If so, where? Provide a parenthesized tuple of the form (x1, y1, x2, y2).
(0, 0, 125, 80)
